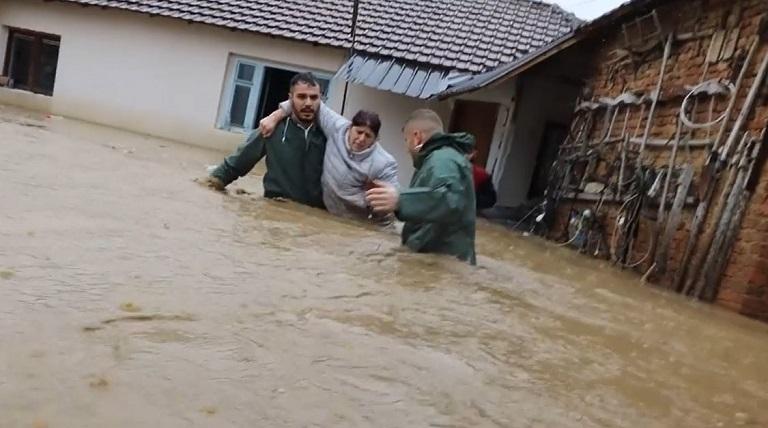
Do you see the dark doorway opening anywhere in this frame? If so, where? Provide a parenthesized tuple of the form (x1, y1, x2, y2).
(449, 100, 500, 168)
(528, 122, 568, 200)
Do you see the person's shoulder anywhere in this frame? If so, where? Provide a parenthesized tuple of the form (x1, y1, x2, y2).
(431, 145, 468, 163)
(374, 144, 398, 165)
(425, 147, 472, 175)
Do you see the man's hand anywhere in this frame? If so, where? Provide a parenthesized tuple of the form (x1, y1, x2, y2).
(365, 181, 399, 214)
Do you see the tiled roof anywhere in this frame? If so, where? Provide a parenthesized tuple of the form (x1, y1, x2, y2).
(56, 0, 579, 73)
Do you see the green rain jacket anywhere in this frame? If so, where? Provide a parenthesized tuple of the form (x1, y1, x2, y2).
(397, 133, 477, 264)
(249, 117, 326, 208)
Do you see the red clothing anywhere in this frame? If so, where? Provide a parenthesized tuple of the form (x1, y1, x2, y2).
(472, 164, 491, 192)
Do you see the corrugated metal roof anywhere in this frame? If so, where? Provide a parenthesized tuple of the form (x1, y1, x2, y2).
(336, 54, 471, 99)
(54, 0, 580, 74)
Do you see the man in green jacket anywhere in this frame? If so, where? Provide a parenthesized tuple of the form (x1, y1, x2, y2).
(201, 73, 326, 208)
(366, 109, 477, 264)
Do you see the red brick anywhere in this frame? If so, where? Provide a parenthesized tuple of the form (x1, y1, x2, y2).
(550, 0, 768, 322)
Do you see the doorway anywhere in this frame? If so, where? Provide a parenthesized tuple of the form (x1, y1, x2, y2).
(449, 100, 500, 168)
(528, 122, 568, 200)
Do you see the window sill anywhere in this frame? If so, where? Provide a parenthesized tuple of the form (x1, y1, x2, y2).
(0, 86, 53, 97)
(217, 125, 251, 135)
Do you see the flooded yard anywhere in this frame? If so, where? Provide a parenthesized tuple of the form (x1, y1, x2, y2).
(1, 105, 767, 428)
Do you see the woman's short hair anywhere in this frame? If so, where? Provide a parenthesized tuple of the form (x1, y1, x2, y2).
(352, 110, 382, 136)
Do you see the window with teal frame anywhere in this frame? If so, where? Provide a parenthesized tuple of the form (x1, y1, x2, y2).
(219, 56, 332, 132)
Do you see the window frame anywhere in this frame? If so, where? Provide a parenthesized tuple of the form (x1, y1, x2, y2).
(217, 55, 333, 133)
(2, 27, 61, 96)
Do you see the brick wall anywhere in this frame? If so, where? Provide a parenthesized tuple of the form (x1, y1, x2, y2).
(550, 0, 768, 320)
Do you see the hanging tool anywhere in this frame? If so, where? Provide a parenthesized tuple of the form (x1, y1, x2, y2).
(649, 79, 733, 279)
(720, 3, 743, 61)
(622, 9, 664, 53)
(637, 34, 674, 168)
(673, 32, 764, 292)
(646, 119, 683, 273)
(696, 133, 763, 301)
(653, 164, 695, 278)
(613, 92, 644, 200)
(682, 32, 768, 297)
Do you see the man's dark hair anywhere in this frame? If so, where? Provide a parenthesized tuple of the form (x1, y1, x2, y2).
(290, 72, 320, 89)
(352, 110, 382, 136)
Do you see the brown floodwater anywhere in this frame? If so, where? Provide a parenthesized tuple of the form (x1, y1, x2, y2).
(1, 105, 767, 428)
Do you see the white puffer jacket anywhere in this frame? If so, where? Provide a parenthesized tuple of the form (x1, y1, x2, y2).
(279, 101, 399, 220)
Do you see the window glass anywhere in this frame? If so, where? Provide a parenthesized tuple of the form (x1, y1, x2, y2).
(4, 29, 61, 96)
(229, 84, 251, 128)
(39, 39, 60, 95)
(8, 34, 34, 90)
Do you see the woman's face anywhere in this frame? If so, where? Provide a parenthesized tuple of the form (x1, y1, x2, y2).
(348, 126, 377, 153)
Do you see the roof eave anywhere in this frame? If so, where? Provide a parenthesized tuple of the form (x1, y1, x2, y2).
(435, 0, 667, 100)
(434, 31, 580, 100)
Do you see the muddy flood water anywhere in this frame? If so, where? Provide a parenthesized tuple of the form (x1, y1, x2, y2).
(2, 105, 768, 428)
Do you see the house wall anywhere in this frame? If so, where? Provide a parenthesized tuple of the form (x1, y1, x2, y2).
(0, 0, 346, 152)
(0, 0, 505, 188)
(0, 0, 531, 191)
(548, 0, 768, 320)
(495, 74, 580, 207)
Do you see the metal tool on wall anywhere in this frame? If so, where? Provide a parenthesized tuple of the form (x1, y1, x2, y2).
(650, 80, 734, 278)
(695, 131, 764, 300)
(612, 33, 673, 270)
(636, 34, 674, 169)
(681, 27, 768, 297)
(673, 27, 766, 292)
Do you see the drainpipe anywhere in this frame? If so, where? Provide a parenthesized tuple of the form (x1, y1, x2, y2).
(340, 0, 361, 116)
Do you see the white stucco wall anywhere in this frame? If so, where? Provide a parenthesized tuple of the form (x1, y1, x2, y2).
(0, 0, 346, 151)
(0, 0, 516, 189)
(495, 75, 579, 207)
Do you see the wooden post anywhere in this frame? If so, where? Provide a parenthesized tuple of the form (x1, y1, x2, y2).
(675, 39, 766, 293)
(654, 165, 694, 277)
(696, 140, 760, 301)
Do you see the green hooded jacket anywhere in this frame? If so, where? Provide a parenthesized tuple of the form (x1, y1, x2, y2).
(397, 133, 477, 264)
(213, 117, 326, 208)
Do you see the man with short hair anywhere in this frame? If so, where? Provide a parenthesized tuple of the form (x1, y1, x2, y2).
(201, 73, 326, 208)
(365, 109, 477, 264)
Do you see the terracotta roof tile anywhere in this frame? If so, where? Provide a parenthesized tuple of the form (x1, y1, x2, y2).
(56, 0, 578, 73)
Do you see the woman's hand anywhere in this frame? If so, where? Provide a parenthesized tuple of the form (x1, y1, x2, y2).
(259, 115, 279, 138)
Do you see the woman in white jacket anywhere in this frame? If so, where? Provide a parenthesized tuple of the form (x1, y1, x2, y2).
(260, 101, 399, 224)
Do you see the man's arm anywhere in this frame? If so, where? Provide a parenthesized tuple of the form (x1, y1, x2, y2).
(210, 129, 268, 185)
(397, 167, 468, 224)
(366, 161, 467, 224)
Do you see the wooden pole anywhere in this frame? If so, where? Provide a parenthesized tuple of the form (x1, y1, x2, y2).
(340, 0, 361, 116)
(654, 164, 694, 277)
(673, 38, 764, 292)
(637, 35, 674, 168)
(685, 45, 768, 297)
